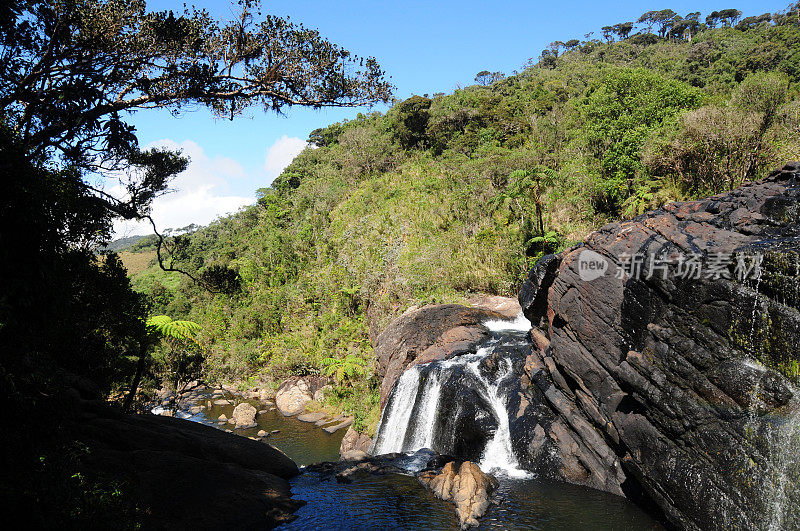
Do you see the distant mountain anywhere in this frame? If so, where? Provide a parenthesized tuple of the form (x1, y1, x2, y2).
(101, 234, 153, 253)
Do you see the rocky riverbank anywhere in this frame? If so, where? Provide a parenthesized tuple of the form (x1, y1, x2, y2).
(64, 389, 303, 529)
(369, 163, 800, 530)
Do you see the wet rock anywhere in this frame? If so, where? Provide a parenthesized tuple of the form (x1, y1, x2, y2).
(323, 417, 353, 434)
(375, 304, 506, 407)
(516, 163, 800, 529)
(340, 450, 368, 461)
(417, 461, 498, 529)
(339, 427, 373, 459)
(296, 411, 327, 423)
(257, 430, 267, 437)
(232, 402, 257, 428)
(213, 399, 230, 406)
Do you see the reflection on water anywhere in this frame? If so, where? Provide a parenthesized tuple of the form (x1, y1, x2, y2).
(178, 391, 346, 466)
(175, 392, 661, 529)
(283, 470, 663, 530)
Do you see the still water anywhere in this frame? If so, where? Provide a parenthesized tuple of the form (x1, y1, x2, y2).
(175, 391, 662, 530)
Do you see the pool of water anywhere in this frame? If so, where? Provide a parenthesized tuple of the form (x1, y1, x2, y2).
(171, 392, 662, 529)
(282, 469, 663, 530)
(174, 391, 345, 466)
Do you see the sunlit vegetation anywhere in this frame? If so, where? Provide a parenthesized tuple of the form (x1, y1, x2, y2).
(127, 3, 800, 432)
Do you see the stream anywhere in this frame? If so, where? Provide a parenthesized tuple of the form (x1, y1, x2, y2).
(165, 384, 662, 529)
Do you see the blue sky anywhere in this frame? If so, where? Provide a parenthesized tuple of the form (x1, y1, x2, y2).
(114, 0, 791, 236)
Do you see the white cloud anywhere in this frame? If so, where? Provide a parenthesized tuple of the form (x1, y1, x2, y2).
(111, 139, 253, 238)
(264, 135, 307, 182)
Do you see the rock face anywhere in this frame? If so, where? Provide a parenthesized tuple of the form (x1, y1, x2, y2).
(417, 461, 498, 529)
(375, 304, 506, 407)
(467, 295, 522, 319)
(232, 402, 257, 428)
(339, 427, 373, 460)
(275, 376, 328, 416)
(516, 164, 800, 529)
(69, 393, 302, 528)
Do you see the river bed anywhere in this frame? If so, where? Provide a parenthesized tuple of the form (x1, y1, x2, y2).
(170, 390, 662, 529)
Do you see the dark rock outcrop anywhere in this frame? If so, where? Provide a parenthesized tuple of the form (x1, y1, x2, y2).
(375, 304, 506, 407)
(517, 164, 800, 530)
(71, 394, 302, 529)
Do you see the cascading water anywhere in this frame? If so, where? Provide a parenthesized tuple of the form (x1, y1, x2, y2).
(742, 363, 800, 531)
(371, 313, 532, 478)
(738, 254, 800, 530)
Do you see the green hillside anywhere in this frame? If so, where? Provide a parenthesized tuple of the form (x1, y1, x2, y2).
(131, 6, 800, 432)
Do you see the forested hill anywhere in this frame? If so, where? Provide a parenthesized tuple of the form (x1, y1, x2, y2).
(131, 4, 800, 431)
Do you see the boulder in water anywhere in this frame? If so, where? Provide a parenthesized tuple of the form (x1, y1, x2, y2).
(339, 427, 373, 459)
(232, 402, 257, 428)
(275, 376, 328, 416)
(418, 461, 498, 529)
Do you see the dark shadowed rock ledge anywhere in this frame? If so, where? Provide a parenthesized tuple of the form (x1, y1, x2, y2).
(517, 163, 800, 530)
(67, 392, 303, 529)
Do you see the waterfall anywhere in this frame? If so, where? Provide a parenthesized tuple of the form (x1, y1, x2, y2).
(372, 313, 532, 477)
(744, 362, 800, 531)
(371, 367, 422, 453)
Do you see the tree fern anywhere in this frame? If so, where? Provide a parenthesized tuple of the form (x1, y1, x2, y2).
(146, 315, 202, 346)
(321, 354, 367, 384)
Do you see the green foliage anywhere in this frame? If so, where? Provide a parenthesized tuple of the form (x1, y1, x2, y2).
(146, 315, 204, 394)
(390, 95, 432, 149)
(146, 315, 202, 344)
(129, 7, 800, 435)
(578, 67, 705, 213)
(321, 355, 368, 384)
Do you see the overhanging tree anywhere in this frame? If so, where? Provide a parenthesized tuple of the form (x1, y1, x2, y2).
(1, 0, 393, 238)
(0, 0, 392, 398)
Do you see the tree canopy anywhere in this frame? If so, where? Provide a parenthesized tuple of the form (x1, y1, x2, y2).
(0, 0, 393, 223)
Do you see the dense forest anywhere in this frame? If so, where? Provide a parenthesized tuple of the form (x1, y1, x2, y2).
(125, 3, 800, 433)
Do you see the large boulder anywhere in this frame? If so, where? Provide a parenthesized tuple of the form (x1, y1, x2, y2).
(339, 427, 373, 460)
(375, 304, 506, 407)
(418, 460, 498, 529)
(232, 402, 257, 428)
(467, 295, 522, 319)
(275, 376, 328, 416)
(68, 393, 302, 528)
(517, 163, 800, 530)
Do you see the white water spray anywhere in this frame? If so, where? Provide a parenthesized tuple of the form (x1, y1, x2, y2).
(372, 315, 532, 477)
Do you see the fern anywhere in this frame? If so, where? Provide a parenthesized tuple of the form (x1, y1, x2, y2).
(146, 315, 202, 345)
(321, 354, 367, 384)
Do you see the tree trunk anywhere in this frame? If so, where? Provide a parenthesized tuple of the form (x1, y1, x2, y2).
(123, 350, 148, 412)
